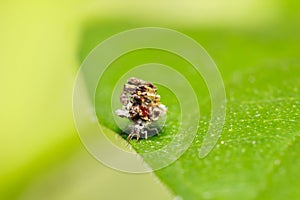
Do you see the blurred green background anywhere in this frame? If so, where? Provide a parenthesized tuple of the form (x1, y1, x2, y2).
(0, 0, 299, 199)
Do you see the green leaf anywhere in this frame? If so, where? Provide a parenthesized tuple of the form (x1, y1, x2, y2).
(79, 19, 300, 200)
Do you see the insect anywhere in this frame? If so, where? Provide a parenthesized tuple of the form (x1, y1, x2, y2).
(116, 77, 167, 140)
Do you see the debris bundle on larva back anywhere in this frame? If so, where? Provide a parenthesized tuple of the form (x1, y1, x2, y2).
(116, 77, 167, 140)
